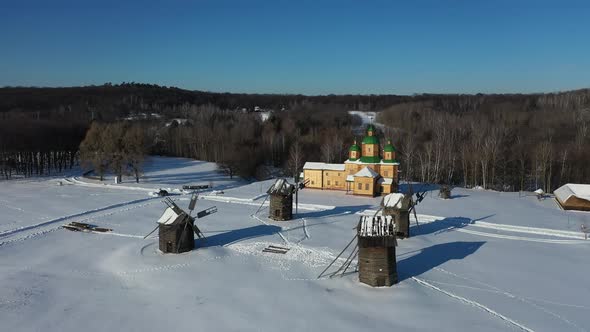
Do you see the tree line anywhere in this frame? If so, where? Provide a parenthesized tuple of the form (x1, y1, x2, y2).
(0, 118, 86, 179)
(2, 84, 589, 193)
(377, 90, 590, 192)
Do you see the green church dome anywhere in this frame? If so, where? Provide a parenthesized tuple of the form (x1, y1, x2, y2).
(362, 135, 379, 145)
(383, 140, 396, 152)
(349, 142, 361, 152)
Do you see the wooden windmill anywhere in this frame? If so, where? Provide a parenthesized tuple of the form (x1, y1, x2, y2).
(318, 215, 398, 287)
(267, 179, 296, 221)
(144, 194, 217, 254)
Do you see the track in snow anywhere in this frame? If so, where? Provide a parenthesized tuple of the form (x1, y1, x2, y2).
(0, 196, 159, 247)
(412, 276, 536, 332)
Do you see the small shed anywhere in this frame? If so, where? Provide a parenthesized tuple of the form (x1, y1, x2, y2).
(439, 185, 452, 199)
(157, 206, 195, 253)
(554, 184, 590, 211)
(267, 179, 296, 221)
(357, 215, 398, 287)
(381, 193, 412, 238)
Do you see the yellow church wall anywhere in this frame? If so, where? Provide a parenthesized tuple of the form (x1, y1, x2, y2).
(379, 164, 395, 178)
(321, 170, 347, 190)
(353, 177, 377, 196)
(303, 170, 323, 189)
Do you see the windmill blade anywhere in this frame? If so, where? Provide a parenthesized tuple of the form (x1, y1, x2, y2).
(143, 224, 160, 239)
(196, 206, 217, 219)
(188, 192, 198, 212)
(192, 223, 205, 239)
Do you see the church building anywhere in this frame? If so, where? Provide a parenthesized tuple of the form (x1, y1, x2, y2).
(303, 124, 399, 196)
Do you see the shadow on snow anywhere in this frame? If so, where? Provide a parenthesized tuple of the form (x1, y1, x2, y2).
(397, 241, 486, 282)
(197, 224, 281, 248)
(409, 214, 495, 237)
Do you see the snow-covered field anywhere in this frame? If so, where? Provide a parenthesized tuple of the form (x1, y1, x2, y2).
(2, 157, 590, 332)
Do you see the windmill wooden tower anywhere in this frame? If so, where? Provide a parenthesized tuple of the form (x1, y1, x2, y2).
(357, 215, 398, 287)
(318, 215, 398, 288)
(381, 193, 412, 238)
(267, 178, 296, 221)
(145, 195, 217, 254)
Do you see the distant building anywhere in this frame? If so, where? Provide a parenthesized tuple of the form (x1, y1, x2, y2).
(303, 124, 399, 196)
(554, 184, 590, 211)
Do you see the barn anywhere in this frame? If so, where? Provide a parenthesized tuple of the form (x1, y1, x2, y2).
(554, 184, 590, 211)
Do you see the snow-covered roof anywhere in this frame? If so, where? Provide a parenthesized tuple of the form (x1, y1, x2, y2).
(157, 207, 181, 225)
(303, 162, 345, 171)
(554, 184, 590, 202)
(358, 215, 395, 237)
(267, 178, 295, 195)
(346, 175, 354, 182)
(381, 193, 409, 209)
(354, 167, 379, 178)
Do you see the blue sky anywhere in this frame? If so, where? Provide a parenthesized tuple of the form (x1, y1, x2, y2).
(1, 0, 589, 94)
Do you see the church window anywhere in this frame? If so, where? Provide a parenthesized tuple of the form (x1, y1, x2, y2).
(365, 183, 370, 190)
(358, 183, 362, 190)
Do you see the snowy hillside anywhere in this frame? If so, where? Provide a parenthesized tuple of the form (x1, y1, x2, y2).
(1, 157, 590, 332)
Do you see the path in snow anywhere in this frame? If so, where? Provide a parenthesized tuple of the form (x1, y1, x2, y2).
(412, 277, 536, 332)
(0, 197, 160, 247)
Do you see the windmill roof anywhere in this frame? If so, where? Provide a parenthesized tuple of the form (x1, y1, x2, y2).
(157, 207, 183, 225)
(354, 167, 379, 178)
(381, 193, 411, 209)
(267, 178, 295, 195)
(358, 215, 395, 237)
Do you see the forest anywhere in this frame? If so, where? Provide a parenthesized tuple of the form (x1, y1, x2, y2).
(1, 83, 588, 192)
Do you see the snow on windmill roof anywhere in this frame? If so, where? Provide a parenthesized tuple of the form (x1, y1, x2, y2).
(267, 178, 295, 195)
(157, 207, 183, 225)
(358, 215, 395, 237)
(381, 193, 411, 210)
(555, 184, 590, 202)
(303, 162, 345, 171)
(354, 167, 379, 178)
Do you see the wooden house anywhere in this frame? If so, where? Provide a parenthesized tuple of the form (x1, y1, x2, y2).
(303, 124, 400, 196)
(267, 179, 296, 221)
(554, 184, 590, 211)
(357, 215, 398, 287)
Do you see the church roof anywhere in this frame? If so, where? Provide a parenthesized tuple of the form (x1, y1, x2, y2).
(349, 144, 361, 152)
(359, 156, 381, 163)
(303, 162, 345, 171)
(362, 136, 379, 145)
(354, 167, 379, 178)
(383, 140, 396, 152)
